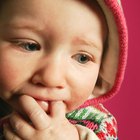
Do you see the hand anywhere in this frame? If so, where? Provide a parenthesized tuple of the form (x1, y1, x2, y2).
(3, 95, 79, 140)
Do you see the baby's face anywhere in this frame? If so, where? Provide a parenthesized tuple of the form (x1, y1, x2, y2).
(0, 0, 105, 113)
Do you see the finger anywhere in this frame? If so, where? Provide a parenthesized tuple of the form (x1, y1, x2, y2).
(9, 112, 34, 139)
(36, 100, 49, 113)
(50, 101, 66, 119)
(3, 123, 22, 140)
(19, 95, 51, 130)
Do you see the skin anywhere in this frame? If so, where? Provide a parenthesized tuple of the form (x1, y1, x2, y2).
(0, 0, 106, 139)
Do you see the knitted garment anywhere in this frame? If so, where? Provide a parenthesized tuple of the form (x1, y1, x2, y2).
(66, 104, 118, 140)
(89, 0, 128, 104)
(0, 104, 118, 140)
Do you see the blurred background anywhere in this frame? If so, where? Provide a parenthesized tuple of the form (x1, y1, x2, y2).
(104, 0, 140, 139)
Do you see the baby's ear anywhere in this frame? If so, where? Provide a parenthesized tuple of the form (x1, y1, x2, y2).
(92, 75, 112, 97)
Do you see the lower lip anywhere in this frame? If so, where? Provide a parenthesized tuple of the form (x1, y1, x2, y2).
(35, 100, 49, 112)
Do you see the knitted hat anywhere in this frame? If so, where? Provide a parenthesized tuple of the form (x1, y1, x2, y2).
(83, 0, 128, 106)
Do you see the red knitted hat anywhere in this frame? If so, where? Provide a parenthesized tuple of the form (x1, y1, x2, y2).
(82, 0, 128, 107)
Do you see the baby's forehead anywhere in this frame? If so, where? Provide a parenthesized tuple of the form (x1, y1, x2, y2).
(0, 0, 102, 13)
(0, 0, 107, 25)
(0, 0, 107, 41)
(0, 1, 102, 16)
(0, 0, 106, 25)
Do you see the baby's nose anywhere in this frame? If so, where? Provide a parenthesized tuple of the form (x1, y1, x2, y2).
(32, 59, 65, 89)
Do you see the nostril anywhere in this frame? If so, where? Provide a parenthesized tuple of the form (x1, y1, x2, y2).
(34, 82, 45, 87)
(57, 86, 64, 89)
(32, 79, 64, 89)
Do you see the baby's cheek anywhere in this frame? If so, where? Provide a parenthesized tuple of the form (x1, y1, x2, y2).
(0, 63, 21, 99)
(0, 66, 16, 86)
(66, 91, 93, 112)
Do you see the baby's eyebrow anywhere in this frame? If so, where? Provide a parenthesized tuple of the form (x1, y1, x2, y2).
(72, 37, 102, 52)
(3, 21, 42, 32)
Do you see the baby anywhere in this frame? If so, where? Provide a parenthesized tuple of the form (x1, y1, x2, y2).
(0, 0, 128, 140)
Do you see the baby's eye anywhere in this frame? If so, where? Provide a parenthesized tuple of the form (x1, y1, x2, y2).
(72, 53, 93, 64)
(11, 40, 40, 51)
